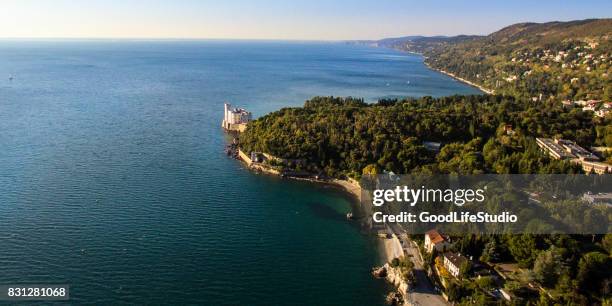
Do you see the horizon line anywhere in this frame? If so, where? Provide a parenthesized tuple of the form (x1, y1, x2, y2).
(0, 18, 606, 43)
(0, 37, 362, 42)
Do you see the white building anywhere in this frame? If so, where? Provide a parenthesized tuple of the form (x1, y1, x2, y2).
(536, 138, 599, 161)
(596, 109, 610, 118)
(582, 192, 612, 205)
(536, 138, 610, 174)
(574, 100, 587, 106)
(424, 229, 449, 253)
(223, 103, 252, 132)
(224, 103, 252, 125)
(581, 161, 612, 175)
(443, 252, 469, 278)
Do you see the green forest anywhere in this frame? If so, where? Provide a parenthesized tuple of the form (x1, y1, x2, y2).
(241, 95, 610, 178)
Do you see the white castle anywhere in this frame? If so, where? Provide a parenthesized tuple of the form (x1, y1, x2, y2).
(222, 103, 252, 132)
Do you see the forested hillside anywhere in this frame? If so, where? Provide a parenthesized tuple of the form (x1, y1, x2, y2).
(379, 19, 612, 102)
(241, 96, 611, 178)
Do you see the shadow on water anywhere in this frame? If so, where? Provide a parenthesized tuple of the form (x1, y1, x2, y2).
(307, 201, 347, 222)
(306, 202, 364, 232)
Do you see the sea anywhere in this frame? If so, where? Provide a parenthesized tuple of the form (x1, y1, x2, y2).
(0, 40, 480, 305)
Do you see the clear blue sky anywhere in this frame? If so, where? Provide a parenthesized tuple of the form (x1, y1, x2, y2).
(1, 0, 610, 40)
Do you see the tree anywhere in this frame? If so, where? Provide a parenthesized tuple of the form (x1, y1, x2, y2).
(601, 234, 612, 254)
(362, 164, 379, 176)
(446, 282, 462, 302)
(532, 247, 568, 288)
(459, 261, 472, 279)
(577, 251, 611, 295)
(480, 239, 501, 263)
(508, 234, 539, 268)
(475, 276, 495, 290)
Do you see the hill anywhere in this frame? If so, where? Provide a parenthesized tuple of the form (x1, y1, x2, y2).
(381, 19, 612, 102)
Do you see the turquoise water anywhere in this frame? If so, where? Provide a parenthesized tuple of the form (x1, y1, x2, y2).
(0, 40, 480, 304)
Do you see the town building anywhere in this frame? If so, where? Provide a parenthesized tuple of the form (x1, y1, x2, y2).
(536, 138, 611, 174)
(503, 124, 516, 136)
(443, 252, 469, 278)
(595, 108, 610, 118)
(580, 160, 612, 174)
(535, 138, 577, 159)
(423, 141, 442, 152)
(582, 100, 602, 113)
(222, 103, 252, 132)
(536, 137, 598, 160)
(582, 192, 612, 205)
(557, 139, 599, 161)
(574, 100, 588, 106)
(561, 100, 574, 108)
(424, 229, 449, 253)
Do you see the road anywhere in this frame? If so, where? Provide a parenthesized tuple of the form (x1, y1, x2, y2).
(389, 223, 449, 306)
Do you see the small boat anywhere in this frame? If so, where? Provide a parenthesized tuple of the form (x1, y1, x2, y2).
(346, 212, 353, 220)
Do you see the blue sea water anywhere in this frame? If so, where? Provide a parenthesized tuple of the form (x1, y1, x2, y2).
(0, 40, 480, 305)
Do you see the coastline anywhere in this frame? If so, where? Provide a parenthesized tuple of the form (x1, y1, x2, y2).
(236, 148, 362, 201)
(426, 63, 494, 94)
(380, 45, 494, 95)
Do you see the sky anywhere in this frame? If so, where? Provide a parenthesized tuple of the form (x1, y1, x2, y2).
(0, 0, 610, 40)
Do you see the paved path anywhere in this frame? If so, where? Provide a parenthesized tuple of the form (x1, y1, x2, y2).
(388, 223, 449, 306)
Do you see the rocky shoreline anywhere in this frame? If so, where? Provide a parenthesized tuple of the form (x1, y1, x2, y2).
(234, 148, 362, 201)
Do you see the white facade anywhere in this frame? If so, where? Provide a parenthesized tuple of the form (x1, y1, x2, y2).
(443, 252, 468, 278)
(223, 103, 252, 132)
(444, 257, 460, 277)
(224, 103, 252, 125)
(424, 229, 449, 253)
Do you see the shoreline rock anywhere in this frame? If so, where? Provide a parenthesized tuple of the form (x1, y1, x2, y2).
(372, 265, 387, 278)
(384, 263, 411, 306)
(385, 290, 404, 305)
(235, 148, 362, 201)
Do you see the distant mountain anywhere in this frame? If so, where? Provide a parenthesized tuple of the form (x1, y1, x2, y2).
(346, 36, 426, 47)
(375, 19, 612, 102)
(487, 19, 612, 44)
(376, 35, 482, 54)
(349, 35, 478, 52)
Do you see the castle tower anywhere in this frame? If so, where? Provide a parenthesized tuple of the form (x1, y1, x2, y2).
(224, 103, 231, 124)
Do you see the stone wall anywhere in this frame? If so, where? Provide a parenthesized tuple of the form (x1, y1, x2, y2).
(238, 149, 252, 166)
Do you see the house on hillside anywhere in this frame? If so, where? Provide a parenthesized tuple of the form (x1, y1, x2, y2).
(443, 252, 470, 278)
(583, 104, 597, 112)
(561, 100, 573, 108)
(424, 229, 449, 253)
(596, 109, 610, 118)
